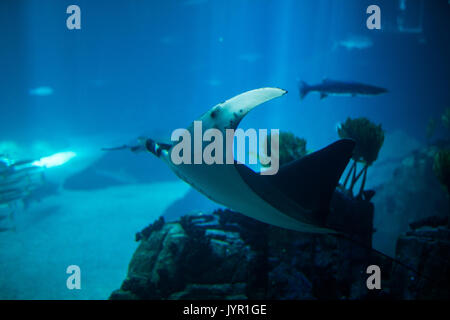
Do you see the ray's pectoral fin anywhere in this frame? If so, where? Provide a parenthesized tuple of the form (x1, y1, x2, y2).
(237, 139, 355, 227)
(195, 88, 287, 132)
(270, 138, 355, 223)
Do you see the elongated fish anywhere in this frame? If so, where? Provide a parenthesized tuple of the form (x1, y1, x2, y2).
(299, 79, 388, 100)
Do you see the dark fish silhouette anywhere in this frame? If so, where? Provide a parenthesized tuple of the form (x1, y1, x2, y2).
(299, 79, 388, 100)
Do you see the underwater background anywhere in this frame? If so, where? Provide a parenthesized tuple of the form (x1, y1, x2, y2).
(0, 0, 449, 299)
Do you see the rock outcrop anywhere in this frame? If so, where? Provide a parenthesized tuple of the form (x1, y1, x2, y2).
(110, 165, 450, 301)
(111, 200, 385, 300)
(390, 223, 450, 299)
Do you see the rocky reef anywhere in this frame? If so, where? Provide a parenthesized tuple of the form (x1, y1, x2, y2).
(110, 198, 449, 300)
(110, 196, 388, 300)
(390, 221, 450, 299)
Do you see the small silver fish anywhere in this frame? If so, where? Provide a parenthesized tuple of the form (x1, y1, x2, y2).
(334, 36, 373, 51)
(29, 86, 54, 96)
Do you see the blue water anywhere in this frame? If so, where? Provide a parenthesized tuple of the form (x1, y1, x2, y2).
(0, 0, 449, 299)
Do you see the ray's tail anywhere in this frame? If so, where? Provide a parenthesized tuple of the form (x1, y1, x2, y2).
(334, 231, 444, 286)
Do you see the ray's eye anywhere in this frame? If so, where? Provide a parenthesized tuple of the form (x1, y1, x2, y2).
(211, 109, 219, 119)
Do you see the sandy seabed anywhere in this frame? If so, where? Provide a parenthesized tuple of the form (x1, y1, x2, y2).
(0, 181, 190, 299)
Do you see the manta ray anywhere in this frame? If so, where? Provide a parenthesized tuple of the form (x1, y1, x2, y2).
(104, 89, 438, 282)
(106, 88, 356, 234)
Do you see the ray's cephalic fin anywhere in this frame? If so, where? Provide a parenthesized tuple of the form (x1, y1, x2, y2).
(102, 137, 171, 157)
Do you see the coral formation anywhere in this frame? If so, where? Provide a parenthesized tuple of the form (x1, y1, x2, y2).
(337, 117, 385, 165)
(135, 216, 165, 241)
(262, 131, 307, 166)
(338, 117, 384, 197)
